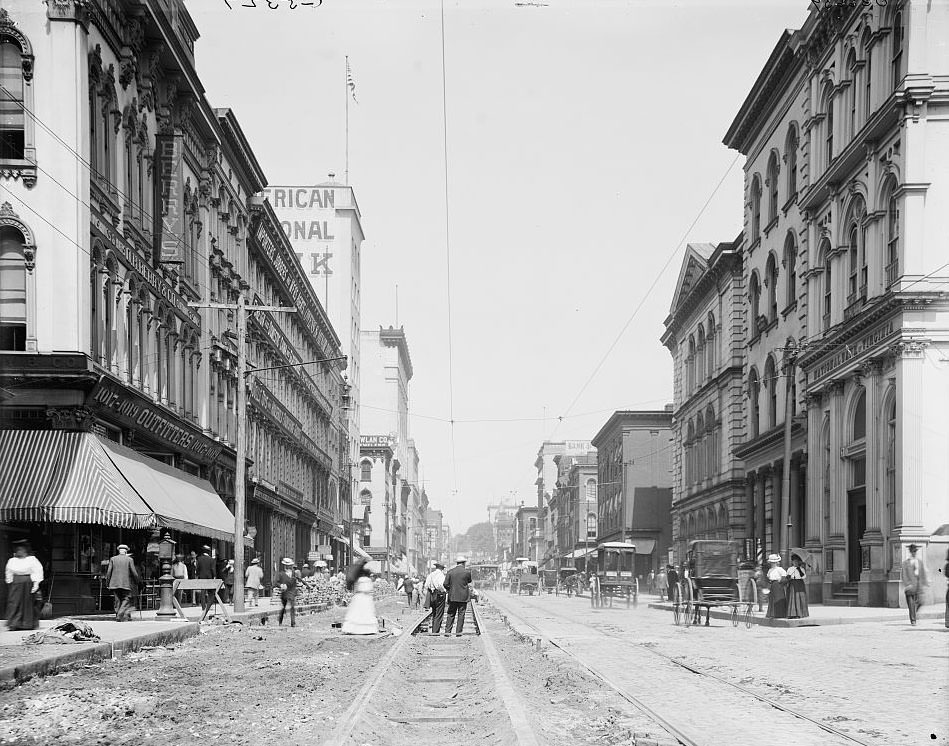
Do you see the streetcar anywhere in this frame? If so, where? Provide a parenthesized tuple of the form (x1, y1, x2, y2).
(672, 539, 756, 627)
(590, 542, 638, 608)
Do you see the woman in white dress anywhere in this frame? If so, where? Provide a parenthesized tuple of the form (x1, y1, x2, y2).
(342, 560, 380, 635)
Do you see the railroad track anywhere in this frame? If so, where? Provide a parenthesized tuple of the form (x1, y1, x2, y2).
(320, 602, 539, 746)
(487, 594, 875, 746)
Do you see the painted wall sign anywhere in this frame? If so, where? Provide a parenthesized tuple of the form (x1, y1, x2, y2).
(360, 435, 394, 449)
(262, 187, 339, 279)
(88, 379, 223, 461)
(156, 132, 184, 264)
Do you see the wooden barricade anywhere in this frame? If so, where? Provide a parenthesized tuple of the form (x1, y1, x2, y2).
(172, 579, 231, 622)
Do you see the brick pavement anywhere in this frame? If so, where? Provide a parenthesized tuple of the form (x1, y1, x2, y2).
(488, 590, 948, 746)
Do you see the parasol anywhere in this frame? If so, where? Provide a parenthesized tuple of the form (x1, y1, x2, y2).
(790, 547, 812, 567)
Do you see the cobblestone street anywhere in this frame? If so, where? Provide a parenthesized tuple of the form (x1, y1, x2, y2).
(487, 591, 949, 746)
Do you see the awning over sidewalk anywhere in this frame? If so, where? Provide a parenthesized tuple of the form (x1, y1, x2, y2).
(631, 539, 656, 555)
(0, 430, 154, 529)
(562, 548, 596, 560)
(98, 439, 236, 542)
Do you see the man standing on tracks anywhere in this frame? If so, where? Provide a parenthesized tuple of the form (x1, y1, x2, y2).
(196, 545, 215, 613)
(443, 555, 473, 637)
(424, 561, 447, 634)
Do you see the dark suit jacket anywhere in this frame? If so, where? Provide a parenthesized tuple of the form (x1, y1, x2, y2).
(196, 554, 215, 580)
(444, 565, 472, 603)
(275, 570, 298, 599)
(106, 554, 140, 591)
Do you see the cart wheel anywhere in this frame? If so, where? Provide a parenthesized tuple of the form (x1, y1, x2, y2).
(683, 581, 695, 627)
(672, 583, 682, 625)
(744, 579, 757, 628)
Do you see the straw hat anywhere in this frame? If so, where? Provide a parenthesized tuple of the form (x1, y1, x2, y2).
(767, 553, 782, 563)
(281, 557, 294, 566)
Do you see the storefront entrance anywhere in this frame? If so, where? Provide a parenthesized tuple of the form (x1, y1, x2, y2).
(847, 489, 867, 582)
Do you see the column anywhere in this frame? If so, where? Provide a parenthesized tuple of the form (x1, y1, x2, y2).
(756, 469, 767, 561)
(766, 466, 778, 558)
(745, 474, 755, 555)
(788, 463, 800, 549)
(805, 391, 824, 544)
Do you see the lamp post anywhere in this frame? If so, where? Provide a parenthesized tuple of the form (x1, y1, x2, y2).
(155, 533, 176, 619)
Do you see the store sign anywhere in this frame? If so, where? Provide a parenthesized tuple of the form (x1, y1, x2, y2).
(360, 435, 394, 449)
(263, 187, 337, 279)
(88, 379, 224, 461)
(307, 551, 320, 561)
(317, 544, 331, 554)
(807, 321, 896, 384)
(365, 546, 388, 560)
(0, 352, 91, 375)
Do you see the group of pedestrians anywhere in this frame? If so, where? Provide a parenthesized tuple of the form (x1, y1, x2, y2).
(421, 556, 472, 636)
(763, 552, 809, 620)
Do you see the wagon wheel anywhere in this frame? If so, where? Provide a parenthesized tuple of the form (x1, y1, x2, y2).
(744, 578, 757, 628)
(683, 580, 695, 627)
(672, 582, 682, 626)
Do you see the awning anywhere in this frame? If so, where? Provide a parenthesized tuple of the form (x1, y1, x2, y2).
(0, 430, 155, 529)
(98, 439, 236, 542)
(561, 548, 596, 560)
(335, 536, 351, 546)
(632, 539, 656, 555)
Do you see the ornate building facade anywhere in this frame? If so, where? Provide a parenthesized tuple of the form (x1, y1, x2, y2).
(0, 0, 348, 612)
(724, 1, 949, 606)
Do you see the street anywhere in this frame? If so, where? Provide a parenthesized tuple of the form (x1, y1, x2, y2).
(487, 590, 949, 746)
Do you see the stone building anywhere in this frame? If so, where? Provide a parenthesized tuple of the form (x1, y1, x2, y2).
(591, 410, 674, 575)
(551, 451, 598, 569)
(662, 239, 748, 563)
(0, 0, 347, 612)
(724, 1, 949, 606)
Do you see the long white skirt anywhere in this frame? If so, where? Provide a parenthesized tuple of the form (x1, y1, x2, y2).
(342, 585, 377, 635)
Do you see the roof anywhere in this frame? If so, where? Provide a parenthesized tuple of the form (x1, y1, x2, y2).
(668, 243, 715, 315)
(591, 410, 673, 448)
(378, 326, 414, 381)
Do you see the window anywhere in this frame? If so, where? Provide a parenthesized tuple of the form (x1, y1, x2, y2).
(784, 233, 797, 309)
(767, 152, 779, 223)
(749, 368, 760, 438)
(862, 30, 874, 124)
(586, 512, 597, 538)
(823, 85, 834, 166)
(687, 335, 696, 392)
(821, 241, 833, 329)
(749, 272, 761, 331)
(852, 388, 867, 441)
(785, 127, 798, 199)
(847, 50, 858, 138)
(846, 198, 867, 303)
(885, 182, 900, 285)
(360, 460, 372, 481)
(765, 356, 777, 429)
(696, 325, 706, 385)
(891, 10, 904, 89)
(706, 405, 717, 479)
(766, 253, 778, 322)
(685, 420, 695, 485)
(0, 226, 26, 350)
(0, 40, 24, 160)
(750, 175, 762, 240)
(695, 412, 705, 482)
(585, 478, 596, 504)
(706, 312, 716, 379)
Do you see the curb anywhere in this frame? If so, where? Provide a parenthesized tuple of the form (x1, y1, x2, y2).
(646, 601, 945, 627)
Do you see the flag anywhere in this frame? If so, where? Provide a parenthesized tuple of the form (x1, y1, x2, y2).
(346, 58, 358, 103)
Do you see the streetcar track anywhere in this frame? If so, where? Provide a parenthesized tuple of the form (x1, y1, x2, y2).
(320, 602, 539, 746)
(488, 593, 874, 746)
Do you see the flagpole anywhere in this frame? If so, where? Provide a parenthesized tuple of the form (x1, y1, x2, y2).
(345, 55, 349, 185)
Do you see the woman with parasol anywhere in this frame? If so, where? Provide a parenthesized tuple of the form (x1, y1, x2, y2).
(786, 549, 810, 619)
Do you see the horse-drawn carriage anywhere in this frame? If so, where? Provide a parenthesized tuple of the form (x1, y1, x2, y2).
(589, 542, 638, 608)
(540, 569, 558, 594)
(556, 568, 581, 597)
(509, 558, 539, 595)
(673, 539, 756, 627)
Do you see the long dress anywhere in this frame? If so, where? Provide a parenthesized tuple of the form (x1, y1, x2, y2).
(765, 565, 788, 619)
(342, 576, 378, 635)
(785, 566, 809, 619)
(5, 555, 43, 631)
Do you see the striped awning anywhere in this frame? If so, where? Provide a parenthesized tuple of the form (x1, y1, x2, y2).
(0, 430, 155, 529)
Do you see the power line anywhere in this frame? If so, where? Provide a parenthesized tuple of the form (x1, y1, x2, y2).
(546, 153, 741, 442)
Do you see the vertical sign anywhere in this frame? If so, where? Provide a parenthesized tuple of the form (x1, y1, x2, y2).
(157, 131, 184, 264)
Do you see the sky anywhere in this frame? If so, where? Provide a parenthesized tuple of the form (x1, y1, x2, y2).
(188, 0, 811, 535)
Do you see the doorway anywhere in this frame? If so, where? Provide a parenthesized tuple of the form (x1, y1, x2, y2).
(847, 489, 866, 582)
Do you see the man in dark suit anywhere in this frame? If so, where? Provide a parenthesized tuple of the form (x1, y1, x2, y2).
(106, 544, 140, 622)
(275, 557, 298, 627)
(196, 545, 216, 612)
(443, 555, 473, 637)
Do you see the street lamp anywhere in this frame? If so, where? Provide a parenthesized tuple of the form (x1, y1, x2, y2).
(155, 533, 176, 619)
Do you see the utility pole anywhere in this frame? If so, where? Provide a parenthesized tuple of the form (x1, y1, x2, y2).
(190, 296, 297, 614)
(780, 341, 798, 566)
(621, 430, 630, 545)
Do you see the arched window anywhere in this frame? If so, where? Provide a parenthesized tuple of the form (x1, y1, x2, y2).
(785, 126, 798, 199)
(821, 240, 833, 330)
(125, 280, 136, 384)
(862, 28, 873, 121)
(687, 335, 696, 392)
(884, 180, 900, 286)
(891, 10, 904, 89)
(706, 312, 716, 379)
(749, 272, 761, 330)
(360, 460, 372, 481)
(784, 232, 797, 309)
(686, 420, 695, 486)
(586, 512, 597, 538)
(846, 197, 868, 303)
(822, 85, 835, 167)
(847, 49, 858, 138)
(0, 39, 26, 161)
(695, 412, 705, 482)
(104, 261, 117, 371)
(585, 478, 596, 504)
(767, 152, 779, 223)
(764, 356, 778, 429)
(706, 404, 717, 479)
(750, 175, 762, 240)
(696, 324, 706, 385)
(851, 388, 867, 442)
(0, 225, 28, 350)
(749, 368, 760, 438)
(766, 252, 779, 322)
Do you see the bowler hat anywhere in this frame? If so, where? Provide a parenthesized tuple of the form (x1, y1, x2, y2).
(907, 544, 920, 552)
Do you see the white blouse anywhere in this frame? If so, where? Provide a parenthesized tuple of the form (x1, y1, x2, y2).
(5, 555, 44, 584)
(767, 565, 787, 582)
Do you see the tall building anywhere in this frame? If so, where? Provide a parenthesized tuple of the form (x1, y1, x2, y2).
(261, 179, 364, 545)
(534, 440, 592, 568)
(0, 1, 347, 612)
(662, 239, 748, 563)
(724, 1, 949, 607)
(551, 451, 598, 569)
(592, 410, 674, 575)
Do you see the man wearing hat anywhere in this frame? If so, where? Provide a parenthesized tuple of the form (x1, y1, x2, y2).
(244, 557, 265, 607)
(106, 544, 140, 622)
(900, 544, 929, 625)
(443, 556, 473, 636)
(196, 545, 215, 612)
(424, 561, 447, 634)
(275, 558, 299, 626)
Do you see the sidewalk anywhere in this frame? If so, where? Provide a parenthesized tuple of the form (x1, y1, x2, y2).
(0, 597, 335, 685)
(645, 593, 946, 627)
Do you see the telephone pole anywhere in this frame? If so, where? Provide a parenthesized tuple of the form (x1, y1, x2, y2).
(190, 296, 297, 613)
